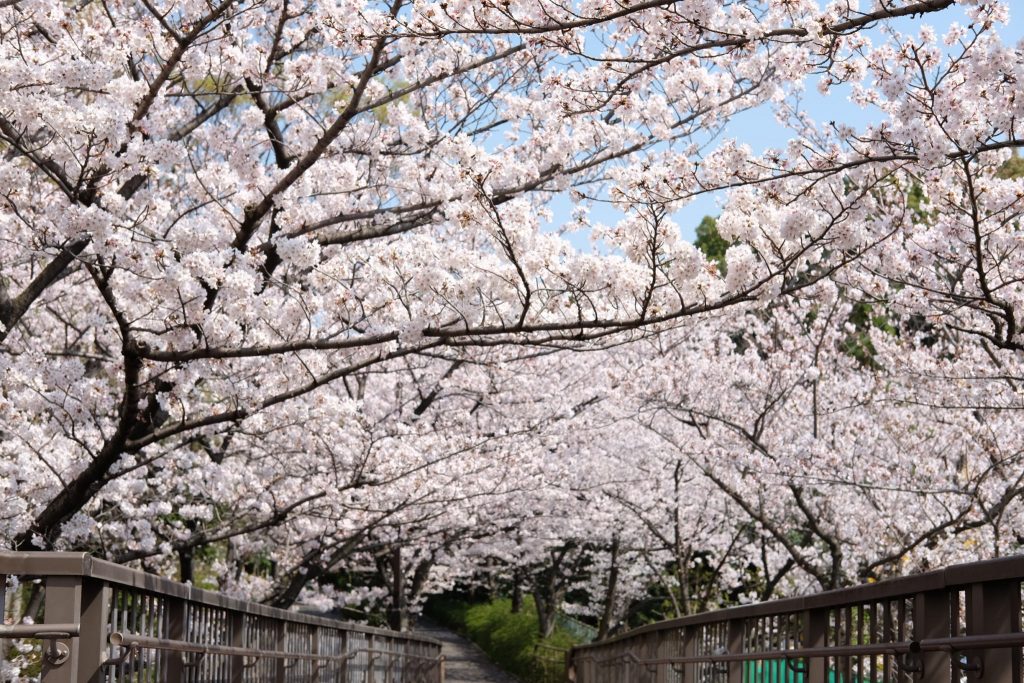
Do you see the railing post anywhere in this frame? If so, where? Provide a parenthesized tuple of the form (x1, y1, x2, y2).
(78, 578, 110, 683)
(40, 576, 82, 683)
(163, 596, 185, 682)
(914, 590, 950, 683)
(967, 580, 1022, 682)
(228, 611, 245, 683)
(652, 631, 668, 683)
(340, 630, 349, 683)
(682, 624, 696, 683)
(311, 626, 322, 683)
(367, 633, 375, 683)
(726, 619, 743, 683)
(389, 639, 397, 683)
(803, 608, 827, 682)
(275, 620, 287, 683)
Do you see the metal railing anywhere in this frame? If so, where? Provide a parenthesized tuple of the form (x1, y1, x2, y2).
(569, 555, 1024, 682)
(0, 551, 444, 683)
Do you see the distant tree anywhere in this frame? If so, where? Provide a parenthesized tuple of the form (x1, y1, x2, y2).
(693, 216, 730, 272)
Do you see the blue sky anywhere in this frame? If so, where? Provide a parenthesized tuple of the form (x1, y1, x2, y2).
(543, 3, 1023, 247)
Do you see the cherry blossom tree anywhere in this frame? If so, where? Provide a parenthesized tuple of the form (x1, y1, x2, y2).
(609, 283, 1024, 599)
(3, 0, 1024, 637)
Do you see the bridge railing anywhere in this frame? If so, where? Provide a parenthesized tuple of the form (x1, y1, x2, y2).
(0, 551, 444, 683)
(569, 555, 1024, 683)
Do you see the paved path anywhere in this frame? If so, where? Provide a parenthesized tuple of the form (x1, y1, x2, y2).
(414, 619, 520, 683)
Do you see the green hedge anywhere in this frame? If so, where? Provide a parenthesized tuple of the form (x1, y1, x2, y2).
(465, 598, 538, 676)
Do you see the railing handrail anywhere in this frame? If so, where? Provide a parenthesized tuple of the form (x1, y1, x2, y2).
(572, 553, 1024, 652)
(576, 632, 1024, 665)
(0, 550, 441, 646)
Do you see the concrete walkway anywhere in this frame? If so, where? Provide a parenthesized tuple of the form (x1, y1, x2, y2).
(414, 619, 520, 683)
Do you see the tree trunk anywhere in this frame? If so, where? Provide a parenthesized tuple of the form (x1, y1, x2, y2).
(597, 536, 620, 639)
(387, 545, 408, 631)
(533, 589, 557, 638)
(511, 574, 523, 613)
(179, 546, 194, 584)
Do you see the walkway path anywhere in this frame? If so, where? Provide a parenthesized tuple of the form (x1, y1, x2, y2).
(414, 619, 520, 683)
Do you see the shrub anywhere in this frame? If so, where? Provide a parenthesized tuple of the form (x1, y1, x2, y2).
(425, 594, 586, 682)
(465, 598, 538, 676)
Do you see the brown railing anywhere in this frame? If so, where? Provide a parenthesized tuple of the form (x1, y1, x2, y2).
(0, 551, 444, 683)
(569, 555, 1024, 682)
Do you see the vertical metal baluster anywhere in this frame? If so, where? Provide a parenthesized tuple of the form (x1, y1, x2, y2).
(267, 619, 275, 683)
(257, 618, 265, 683)
(869, 602, 877, 683)
(130, 591, 139, 683)
(951, 593, 962, 683)
(214, 608, 220, 682)
(147, 593, 156, 683)
(761, 616, 768, 683)
(139, 593, 148, 683)
(225, 611, 232, 683)
(856, 603, 864, 683)
(118, 589, 127, 683)
(119, 591, 128, 683)
(827, 608, 835, 680)
(897, 600, 906, 683)
(157, 595, 165, 683)
(761, 618, 770, 683)
(190, 605, 200, 683)
(256, 617, 264, 683)
(842, 605, 851, 683)
(883, 600, 892, 683)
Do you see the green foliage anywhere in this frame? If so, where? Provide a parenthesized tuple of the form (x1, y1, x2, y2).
(323, 79, 412, 122)
(424, 594, 586, 682)
(324, 85, 354, 112)
(191, 542, 228, 590)
(906, 183, 930, 223)
(185, 74, 247, 107)
(694, 216, 729, 272)
(465, 598, 539, 676)
(997, 152, 1024, 179)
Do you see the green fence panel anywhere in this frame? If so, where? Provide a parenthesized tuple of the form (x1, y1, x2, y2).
(744, 660, 859, 683)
